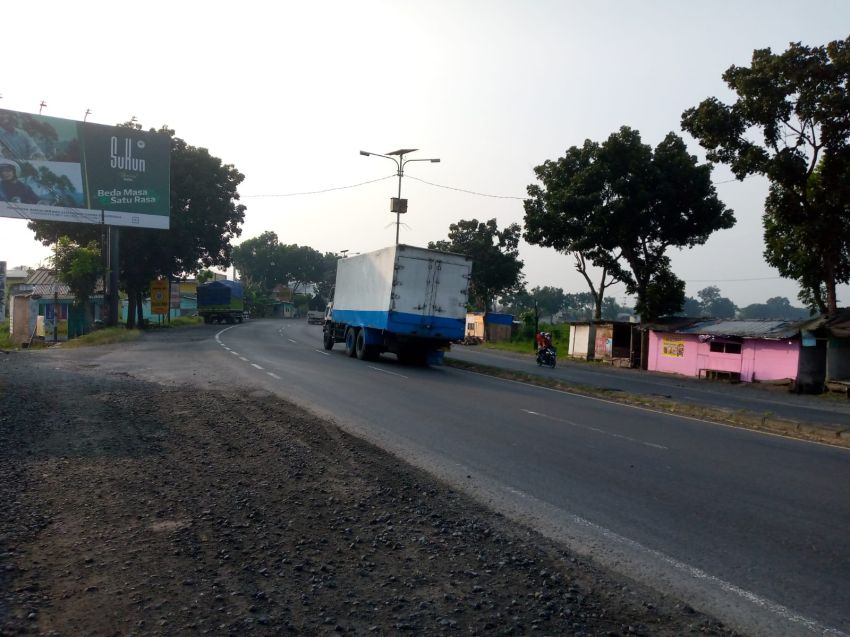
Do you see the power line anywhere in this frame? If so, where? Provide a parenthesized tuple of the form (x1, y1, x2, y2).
(406, 175, 526, 200)
(239, 172, 743, 201)
(242, 174, 395, 198)
(684, 276, 782, 282)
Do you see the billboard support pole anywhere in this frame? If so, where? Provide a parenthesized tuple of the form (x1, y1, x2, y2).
(108, 226, 120, 327)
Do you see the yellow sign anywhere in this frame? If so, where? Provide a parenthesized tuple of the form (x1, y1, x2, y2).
(150, 279, 169, 315)
(661, 338, 685, 358)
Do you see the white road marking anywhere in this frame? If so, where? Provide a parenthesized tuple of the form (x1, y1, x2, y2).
(239, 356, 249, 362)
(521, 409, 668, 450)
(454, 368, 847, 451)
(267, 372, 281, 380)
(368, 366, 408, 379)
(229, 351, 239, 356)
(287, 338, 297, 343)
(498, 483, 844, 636)
(314, 350, 330, 356)
(251, 363, 263, 370)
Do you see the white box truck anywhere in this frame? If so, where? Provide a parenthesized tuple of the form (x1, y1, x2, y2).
(322, 244, 473, 364)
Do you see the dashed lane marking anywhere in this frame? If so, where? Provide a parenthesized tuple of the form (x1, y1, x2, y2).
(368, 366, 408, 379)
(521, 409, 668, 450)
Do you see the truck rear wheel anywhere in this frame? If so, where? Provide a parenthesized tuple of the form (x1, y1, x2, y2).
(355, 329, 376, 361)
(344, 328, 357, 357)
(323, 327, 334, 350)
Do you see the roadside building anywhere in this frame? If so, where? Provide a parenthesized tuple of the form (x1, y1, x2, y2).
(566, 319, 640, 367)
(465, 312, 513, 342)
(797, 309, 850, 395)
(643, 318, 804, 384)
(9, 268, 104, 342)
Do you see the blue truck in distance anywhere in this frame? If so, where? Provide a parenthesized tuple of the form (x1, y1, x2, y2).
(197, 280, 244, 324)
(322, 244, 473, 364)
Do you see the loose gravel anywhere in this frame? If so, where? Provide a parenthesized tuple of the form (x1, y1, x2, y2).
(0, 347, 736, 636)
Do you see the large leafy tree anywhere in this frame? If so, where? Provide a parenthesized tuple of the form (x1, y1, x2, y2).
(30, 125, 246, 327)
(53, 237, 101, 323)
(429, 218, 524, 313)
(681, 37, 850, 314)
(233, 231, 286, 291)
(525, 127, 734, 321)
(523, 140, 627, 319)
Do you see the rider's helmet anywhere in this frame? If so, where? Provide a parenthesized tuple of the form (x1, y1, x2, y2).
(0, 159, 19, 177)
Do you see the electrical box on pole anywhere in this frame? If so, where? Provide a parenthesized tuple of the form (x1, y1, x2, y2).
(390, 197, 408, 214)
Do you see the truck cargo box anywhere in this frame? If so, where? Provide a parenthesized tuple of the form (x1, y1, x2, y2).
(331, 244, 472, 341)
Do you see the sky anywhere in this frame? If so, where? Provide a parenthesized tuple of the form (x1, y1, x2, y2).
(1, 0, 849, 309)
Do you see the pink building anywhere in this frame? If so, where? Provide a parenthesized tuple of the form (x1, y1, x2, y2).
(646, 319, 802, 383)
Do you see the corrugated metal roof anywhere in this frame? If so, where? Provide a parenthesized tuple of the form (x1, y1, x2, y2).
(21, 268, 104, 299)
(661, 318, 802, 339)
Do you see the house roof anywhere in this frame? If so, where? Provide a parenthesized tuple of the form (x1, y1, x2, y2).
(648, 317, 803, 339)
(21, 268, 104, 300)
(797, 308, 850, 338)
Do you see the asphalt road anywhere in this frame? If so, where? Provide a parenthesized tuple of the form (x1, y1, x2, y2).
(89, 320, 850, 636)
(446, 344, 850, 428)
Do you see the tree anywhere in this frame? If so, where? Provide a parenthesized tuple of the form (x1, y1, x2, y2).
(53, 237, 101, 325)
(696, 285, 737, 318)
(233, 231, 283, 291)
(601, 296, 627, 320)
(681, 296, 703, 316)
(681, 37, 850, 314)
(738, 296, 811, 319)
(562, 292, 596, 320)
(530, 286, 565, 322)
(429, 218, 524, 312)
(30, 125, 246, 328)
(523, 140, 628, 319)
(525, 127, 734, 320)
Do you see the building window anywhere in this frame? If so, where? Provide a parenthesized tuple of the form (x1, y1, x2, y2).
(709, 341, 741, 354)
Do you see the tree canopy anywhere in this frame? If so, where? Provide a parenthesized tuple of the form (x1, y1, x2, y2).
(524, 126, 734, 321)
(53, 237, 101, 311)
(681, 37, 850, 314)
(696, 285, 737, 319)
(429, 218, 524, 313)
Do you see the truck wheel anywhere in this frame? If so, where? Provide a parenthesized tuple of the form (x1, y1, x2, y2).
(344, 328, 358, 357)
(323, 328, 334, 351)
(356, 329, 375, 361)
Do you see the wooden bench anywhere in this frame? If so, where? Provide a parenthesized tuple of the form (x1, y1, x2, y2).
(699, 369, 741, 383)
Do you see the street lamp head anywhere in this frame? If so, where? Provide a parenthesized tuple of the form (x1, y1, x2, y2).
(430, 158, 441, 163)
(359, 150, 371, 156)
(386, 148, 418, 156)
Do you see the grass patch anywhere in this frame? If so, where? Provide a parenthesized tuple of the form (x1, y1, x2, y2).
(147, 315, 203, 328)
(444, 358, 850, 448)
(0, 320, 15, 350)
(62, 327, 143, 348)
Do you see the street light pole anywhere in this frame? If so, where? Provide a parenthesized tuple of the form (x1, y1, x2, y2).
(360, 148, 440, 245)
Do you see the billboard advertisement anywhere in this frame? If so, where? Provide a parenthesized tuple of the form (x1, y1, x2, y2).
(0, 108, 170, 229)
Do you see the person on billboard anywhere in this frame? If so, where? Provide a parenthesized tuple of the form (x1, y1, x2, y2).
(0, 160, 40, 204)
(0, 111, 46, 160)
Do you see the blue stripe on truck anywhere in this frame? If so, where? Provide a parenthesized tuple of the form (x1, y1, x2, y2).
(331, 309, 464, 340)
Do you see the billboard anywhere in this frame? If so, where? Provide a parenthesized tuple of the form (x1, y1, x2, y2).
(0, 108, 170, 229)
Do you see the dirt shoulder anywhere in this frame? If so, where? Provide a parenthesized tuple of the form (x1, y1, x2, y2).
(1, 348, 734, 636)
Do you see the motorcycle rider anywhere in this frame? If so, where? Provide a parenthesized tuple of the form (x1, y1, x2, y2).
(0, 159, 39, 204)
(535, 331, 554, 364)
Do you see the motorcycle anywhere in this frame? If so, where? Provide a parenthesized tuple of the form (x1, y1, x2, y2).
(536, 346, 556, 368)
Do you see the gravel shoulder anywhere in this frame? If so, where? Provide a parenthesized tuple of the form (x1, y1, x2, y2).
(1, 343, 735, 636)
